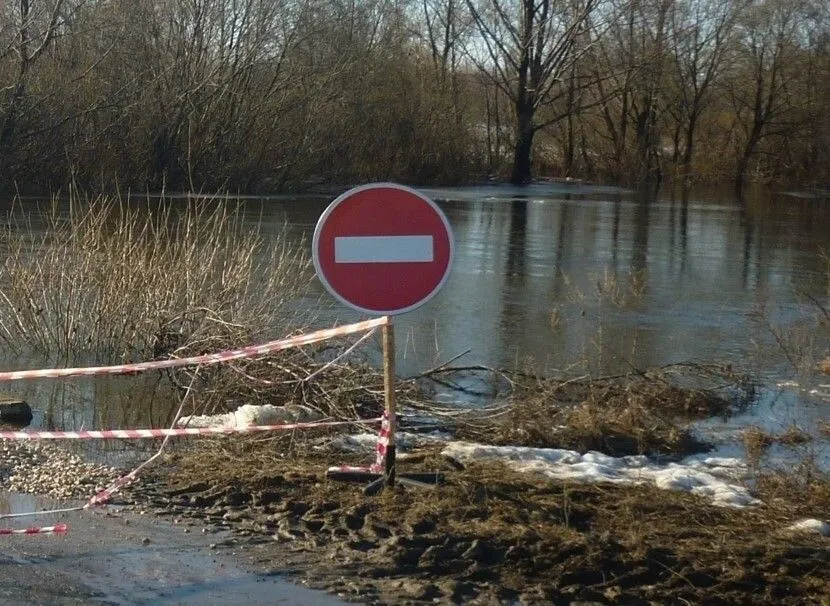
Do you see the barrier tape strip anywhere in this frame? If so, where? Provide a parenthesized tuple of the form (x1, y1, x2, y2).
(0, 417, 382, 440)
(87, 414, 391, 508)
(87, 473, 137, 508)
(374, 412, 390, 472)
(328, 412, 390, 475)
(0, 317, 388, 382)
(0, 523, 67, 535)
(0, 319, 391, 525)
(2, 413, 391, 519)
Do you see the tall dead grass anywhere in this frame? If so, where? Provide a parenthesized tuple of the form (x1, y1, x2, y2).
(454, 364, 747, 457)
(748, 251, 830, 379)
(0, 191, 313, 363)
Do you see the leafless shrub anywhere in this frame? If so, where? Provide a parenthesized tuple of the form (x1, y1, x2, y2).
(0, 191, 313, 363)
(742, 426, 775, 466)
(742, 425, 814, 468)
(455, 363, 749, 458)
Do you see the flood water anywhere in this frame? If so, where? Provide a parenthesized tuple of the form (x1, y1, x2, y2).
(1, 183, 829, 467)
(279, 183, 830, 379)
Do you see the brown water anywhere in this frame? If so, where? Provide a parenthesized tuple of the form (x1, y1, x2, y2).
(256, 182, 830, 468)
(273, 183, 829, 378)
(1, 183, 829, 466)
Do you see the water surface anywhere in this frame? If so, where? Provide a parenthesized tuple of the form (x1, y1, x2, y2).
(1, 184, 828, 465)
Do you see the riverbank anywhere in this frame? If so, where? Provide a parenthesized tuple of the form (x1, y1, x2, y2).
(121, 433, 829, 605)
(114, 360, 830, 605)
(2, 362, 828, 604)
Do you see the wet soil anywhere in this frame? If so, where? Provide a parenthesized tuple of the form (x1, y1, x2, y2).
(0, 492, 346, 605)
(123, 438, 830, 605)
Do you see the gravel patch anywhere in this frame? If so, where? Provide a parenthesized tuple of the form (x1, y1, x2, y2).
(0, 441, 121, 500)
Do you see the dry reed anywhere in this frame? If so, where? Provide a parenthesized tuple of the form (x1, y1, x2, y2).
(0, 191, 313, 363)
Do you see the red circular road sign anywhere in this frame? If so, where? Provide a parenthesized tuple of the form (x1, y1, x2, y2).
(312, 183, 454, 315)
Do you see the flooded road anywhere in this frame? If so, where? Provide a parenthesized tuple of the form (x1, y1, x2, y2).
(0, 182, 827, 603)
(0, 182, 828, 456)
(0, 492, 346, 605)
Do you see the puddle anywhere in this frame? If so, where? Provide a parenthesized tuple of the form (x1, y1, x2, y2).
(694, 387, 830, 472)
(0, 490, 347, 605)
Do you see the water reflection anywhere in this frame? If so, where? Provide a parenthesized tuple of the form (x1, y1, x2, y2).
(0, 183, 828, 433)
(506, 201, 527, 278)
(382, 183, 830, 379)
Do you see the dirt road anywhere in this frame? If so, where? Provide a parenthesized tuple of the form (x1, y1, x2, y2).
(0, 492, 345, 606)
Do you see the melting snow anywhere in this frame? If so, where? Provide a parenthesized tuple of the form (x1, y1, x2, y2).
(176, 404, 321, 428)
(441, 442, 761, 508)
(329, 431, 761, 508)
(784, 519, 830, 537)
(776, 381, 800, 388)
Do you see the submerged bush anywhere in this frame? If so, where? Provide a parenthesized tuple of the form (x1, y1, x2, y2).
(0, 191, 313, 363)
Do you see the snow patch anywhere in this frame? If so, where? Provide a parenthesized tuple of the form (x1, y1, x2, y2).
(441, 442, 760, 508)
(808, 387, 830, 399)
(176, 404, 321, 428)
(784, 519, 830, 537)
(776, 381, 800, 388)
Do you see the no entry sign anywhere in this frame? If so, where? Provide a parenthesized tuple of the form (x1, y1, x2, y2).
(312, 183, 454, 315)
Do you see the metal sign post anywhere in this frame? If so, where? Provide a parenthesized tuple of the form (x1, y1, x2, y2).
(316, 183, 453, 494)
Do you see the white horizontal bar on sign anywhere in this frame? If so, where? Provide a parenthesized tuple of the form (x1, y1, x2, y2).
(334, 235, 434, 263)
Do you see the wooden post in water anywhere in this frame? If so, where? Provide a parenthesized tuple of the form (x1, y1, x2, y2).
(382, 318, 396, 486)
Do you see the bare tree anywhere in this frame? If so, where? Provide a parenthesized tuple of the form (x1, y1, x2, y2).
(726, 0, 819, 189)
(0, 0, 77, 175)
(464, 0, 600, 184)
(666, 0, 744, 180)
(584, 0, 669, 182)
(421, 0, 466, 78)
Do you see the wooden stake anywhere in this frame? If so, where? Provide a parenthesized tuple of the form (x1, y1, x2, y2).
(382, 318, 396, 486)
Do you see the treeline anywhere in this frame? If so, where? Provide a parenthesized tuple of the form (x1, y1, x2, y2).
(1, 0, 828, 193)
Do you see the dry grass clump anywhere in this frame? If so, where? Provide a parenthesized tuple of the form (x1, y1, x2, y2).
(551, 364, 744, 419)
(455, 365, 748, 457)
(742, 425, 813, 466)
(776, 425, 812, 446)
(484, 391, 707, 457)
(753, 461, 830, 521)
(742, 427, 776, 464)
(0, 190, 444, 423)
(0, 191, 312, 363)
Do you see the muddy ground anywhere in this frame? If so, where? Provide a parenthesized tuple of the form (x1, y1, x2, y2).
(0, 491, 346, 605)
(121, 434, 830, 606)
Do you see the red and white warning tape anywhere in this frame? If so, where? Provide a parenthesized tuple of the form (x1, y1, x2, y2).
(0, 317, 388, 382)
(328, 412, 390, 474)
(0, 417, 382, 440)
(1, 413, 391, 521)
(86, 473, 137, 508)
(374, 412, 390, 472)
(0, 523, 67, 535)
(85, 414, 391, 507)
(0, 318, 391, 527)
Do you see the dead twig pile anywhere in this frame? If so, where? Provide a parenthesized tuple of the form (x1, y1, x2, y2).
(446, 363, 754, 457)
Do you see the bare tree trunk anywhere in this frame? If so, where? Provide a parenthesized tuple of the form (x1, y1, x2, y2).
(465, 0, 598, 186)
(511, 103, 535, 184)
